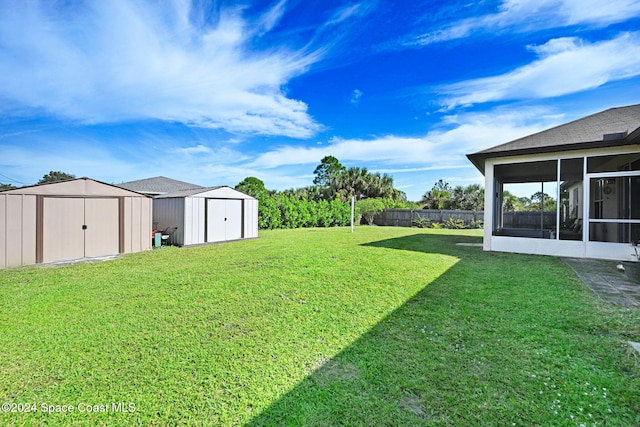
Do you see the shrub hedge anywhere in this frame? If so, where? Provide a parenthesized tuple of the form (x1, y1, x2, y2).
(258, 194, 352, 229)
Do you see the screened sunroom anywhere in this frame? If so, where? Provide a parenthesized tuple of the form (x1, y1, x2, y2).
(468, 105, 640, 261)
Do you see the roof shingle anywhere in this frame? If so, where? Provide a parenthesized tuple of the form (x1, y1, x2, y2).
(117, 176, 203, 195)
(467, 104, 640, 173)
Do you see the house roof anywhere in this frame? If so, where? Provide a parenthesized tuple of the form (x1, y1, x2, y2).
(117, 176, 203, 195)
(467, 104, 640, 173)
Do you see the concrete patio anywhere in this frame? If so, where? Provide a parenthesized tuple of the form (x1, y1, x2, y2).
(563, 258, 640, 307)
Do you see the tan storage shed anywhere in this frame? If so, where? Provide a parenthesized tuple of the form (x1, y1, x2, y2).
(153, 186, 258, 246)
(0, 178, 152, 269)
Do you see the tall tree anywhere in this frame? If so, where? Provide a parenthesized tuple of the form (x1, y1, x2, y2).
(0, 183, 16, 191)
(313, 156, 345, 186)
(518, 196, 533, 211)
(530, 191, 556, 212)
(38, 171, 75, 184)
(235, 177, 269, 199)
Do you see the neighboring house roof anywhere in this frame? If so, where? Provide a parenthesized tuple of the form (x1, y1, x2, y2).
(468, 104, 640, 173)
(117, 176, 203, 195)
(154, 186, 256, 200)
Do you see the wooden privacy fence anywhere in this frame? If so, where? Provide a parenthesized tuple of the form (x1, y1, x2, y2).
(502, 211, 556, 228)
(373, 209, 555, 228)
(373, 209, 483, 227)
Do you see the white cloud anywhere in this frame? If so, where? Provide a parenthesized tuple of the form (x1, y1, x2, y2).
(245, 106, 558, 199)
(175, 145, 213, 154)
(438, 33, 640, 108)
(409, 0, 640, 46)
(248, 107, 558, 169)
(0, 0, 323, 138)
(558, 0, 640, 25)
(351, 89, 364, 105)
(0, 105, 568, 200)
(324, 4, 364, 27)
(255, 0, 288, 34)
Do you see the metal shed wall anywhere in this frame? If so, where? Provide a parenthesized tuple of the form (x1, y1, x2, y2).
(0, 179, 151, 268)
(243, 199, 258, 239)
(0, 194, 37, 269)
(153, 198, 186, 246)
(184, 197, 206, 246)
(123, 196, 153, 254)
(152, 186, 258, 246)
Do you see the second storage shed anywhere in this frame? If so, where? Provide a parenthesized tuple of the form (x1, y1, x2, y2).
(153, 186, 258, 246)
(0, 178, 152, 269)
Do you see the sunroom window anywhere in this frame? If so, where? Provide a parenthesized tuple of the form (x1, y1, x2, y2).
(494, 160, 558, 238)
(493, 158, 584, 239)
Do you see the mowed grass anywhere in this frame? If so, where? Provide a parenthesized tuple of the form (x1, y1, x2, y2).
(0, 227, 639, 426)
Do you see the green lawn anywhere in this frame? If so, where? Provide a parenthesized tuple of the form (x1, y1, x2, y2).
(0, 227, 638, 426)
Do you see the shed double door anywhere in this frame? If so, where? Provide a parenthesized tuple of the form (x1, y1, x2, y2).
(206, 199, 242, 242)
(42, 197, 120, 263)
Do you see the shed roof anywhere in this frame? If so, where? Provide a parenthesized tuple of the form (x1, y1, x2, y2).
(0, 177, 149, 197)
(154, 186, 256, 200)
(467, 104, 640, 173)
(117, 176, 203, 195)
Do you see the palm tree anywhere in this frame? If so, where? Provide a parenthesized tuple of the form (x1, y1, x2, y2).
(333, 167, 370, 201)
(422, 180, 452, 209)
(365, 172, 397, 199)
(463, 184, 484, 211)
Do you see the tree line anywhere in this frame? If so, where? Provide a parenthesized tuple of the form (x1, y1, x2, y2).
(235, 156, 415, 229)
(2, 168, 556, 214)
(420, 179, 558, 212)
(0, 171, 76, 190)
(4, 166, 555, 229)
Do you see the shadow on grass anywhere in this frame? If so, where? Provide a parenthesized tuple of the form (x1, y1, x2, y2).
(360, 232, 483, 255)
(246, 234, 504, 426)
(246, 232, 639, 425)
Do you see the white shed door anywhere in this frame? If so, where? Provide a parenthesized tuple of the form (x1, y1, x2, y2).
(43, 197, 120, 263)
(206, 199, 243, 242)
(225, 200, 243, 241)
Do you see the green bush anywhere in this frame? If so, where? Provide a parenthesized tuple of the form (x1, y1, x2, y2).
(442, 217, 467, 229)
(357, 198, 386, 225)
(257, 194, 351, 230)
(469, 219, 484, 229)
(412, 216, 432, 228)
(427, 218, 484, 229)
(258, 196, 281, 230)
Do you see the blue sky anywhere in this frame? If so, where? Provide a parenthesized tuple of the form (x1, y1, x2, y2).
(1, 0, 640, 201)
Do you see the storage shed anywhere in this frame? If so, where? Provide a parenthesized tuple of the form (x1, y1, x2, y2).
(153, 186, 258, 246)
(0, 178, 152, 269)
